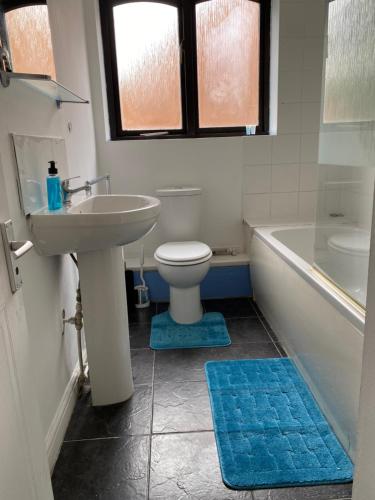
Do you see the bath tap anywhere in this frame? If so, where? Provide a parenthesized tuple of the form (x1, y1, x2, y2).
(62, 174, 111, 206)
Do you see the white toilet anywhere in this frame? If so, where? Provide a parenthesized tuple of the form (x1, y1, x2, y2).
(154, 187, 212, 324)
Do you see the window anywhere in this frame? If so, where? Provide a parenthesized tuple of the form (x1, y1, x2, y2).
(100, 0, 270, 140)
(323, 0, 375, 124)
(0, 1, 56, 78)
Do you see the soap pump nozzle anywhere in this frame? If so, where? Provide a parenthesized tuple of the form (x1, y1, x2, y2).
(48, 160, 58, 175)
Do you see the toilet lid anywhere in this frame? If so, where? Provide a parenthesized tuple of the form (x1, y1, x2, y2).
(155, 241, 212, 263)
(328, 231, 370, 256)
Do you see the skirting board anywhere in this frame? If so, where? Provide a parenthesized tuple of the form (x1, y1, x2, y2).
(45, 351, 87, 472)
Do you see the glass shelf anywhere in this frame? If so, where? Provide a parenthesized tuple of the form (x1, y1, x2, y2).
(0, 71, 89, 107)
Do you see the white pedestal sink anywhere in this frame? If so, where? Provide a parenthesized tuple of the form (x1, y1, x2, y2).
(30, 195, 160, 405)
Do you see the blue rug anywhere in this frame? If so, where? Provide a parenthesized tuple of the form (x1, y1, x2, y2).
(205, 358, 353, 490)
(150, 311, 231, 350)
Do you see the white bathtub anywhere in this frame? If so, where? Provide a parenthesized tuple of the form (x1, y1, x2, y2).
(249, 224, 364, 460)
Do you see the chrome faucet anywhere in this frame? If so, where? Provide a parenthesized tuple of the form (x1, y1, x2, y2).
(62, 174, 111, 206)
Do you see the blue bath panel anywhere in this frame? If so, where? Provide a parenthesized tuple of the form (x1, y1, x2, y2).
(133, 265, 252, 302)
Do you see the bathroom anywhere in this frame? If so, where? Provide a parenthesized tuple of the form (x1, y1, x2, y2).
(0, 0, 374, 498)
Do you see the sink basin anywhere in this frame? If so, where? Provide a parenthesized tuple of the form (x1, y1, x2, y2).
(30, 194, 161, 406)
(30, 194, 160, 256)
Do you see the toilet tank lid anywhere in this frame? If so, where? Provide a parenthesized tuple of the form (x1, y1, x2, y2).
(156, 187, 201, 197)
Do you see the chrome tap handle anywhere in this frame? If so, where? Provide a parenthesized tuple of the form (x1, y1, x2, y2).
(84, 181, 92, 197)
(61, 175, 80, 190)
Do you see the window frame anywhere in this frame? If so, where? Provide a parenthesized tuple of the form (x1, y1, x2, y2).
(100, 0, 271, 140)
(0, 0, 48, 68)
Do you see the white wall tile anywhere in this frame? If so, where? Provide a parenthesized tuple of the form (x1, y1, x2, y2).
(243, 193, 271, 220)
(301, 102, 321, 133)
(240, 0, 326, 227)
(301, 133, 319, 163)
(243, 165, 271, 194)
(300, 163, 319, 191)
(279, 37, 304, 72)
(302, 69, 322, 102)
(271, 192, 299, 218)
(278, 103, 302, 134)
(316, 190, 341, 220)
(272, 164, 300, 192)
(304, 0, 326, 38)
(303, 37, 325, 71)
(279, 1, 306, 38)
(298, 191, 317, 221)
(243, 136, 272, 165)
(272, 134, 301, 164)
(278, 71, 303, 103)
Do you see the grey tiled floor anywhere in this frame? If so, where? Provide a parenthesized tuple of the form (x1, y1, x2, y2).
(52, 298, 352, 500)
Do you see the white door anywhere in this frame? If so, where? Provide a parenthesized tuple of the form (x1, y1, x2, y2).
(0, 157, 53, 499)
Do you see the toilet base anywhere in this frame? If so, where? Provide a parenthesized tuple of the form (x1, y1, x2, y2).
(169, 285, 203, 324)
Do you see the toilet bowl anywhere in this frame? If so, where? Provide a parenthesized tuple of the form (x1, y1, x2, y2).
(155, 241, 212, 324)
(154, 187, 211, 324)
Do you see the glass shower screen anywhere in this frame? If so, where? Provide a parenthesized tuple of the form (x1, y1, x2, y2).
(314, 0, 375, 308)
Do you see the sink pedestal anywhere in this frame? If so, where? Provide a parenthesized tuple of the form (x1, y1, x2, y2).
(78, 247, 134, 406)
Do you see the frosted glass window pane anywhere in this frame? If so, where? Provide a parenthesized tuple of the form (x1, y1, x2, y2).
(5, 6, 56, 79)
(323, 0, 375, 123)
(196, 0, 260, 128)
(113, 2, 182, 131)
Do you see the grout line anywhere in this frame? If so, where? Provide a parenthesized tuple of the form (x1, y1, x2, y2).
(63, 436, 122, 444)
(146, 350, 156, 500)
(62, 432, 156, 444)
(230, 339, 273, 345)
(151, 429, 214, 437)
(251, 301, 285, 357)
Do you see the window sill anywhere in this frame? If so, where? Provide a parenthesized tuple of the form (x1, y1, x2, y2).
(109, 131, 270, 141)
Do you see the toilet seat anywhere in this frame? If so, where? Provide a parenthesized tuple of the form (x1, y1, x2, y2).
(155, 241, 212, 266)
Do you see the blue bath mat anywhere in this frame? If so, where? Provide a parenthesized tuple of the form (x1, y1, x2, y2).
(205, 358, 353, 490)
(150, 311, 231, 350)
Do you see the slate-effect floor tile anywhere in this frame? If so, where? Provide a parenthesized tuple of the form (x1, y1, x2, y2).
(52, 436, 149, 500)
(53, 298, 350, 500)
(154, 343, 280, 383)
(131, 348, 154, 386)
(64, 385, 152, 440)
(153, 381, 213, 433)
(227, 317, 273, 344)
(149, 432, 253, 500)
(203, 298, 257, 318)
(252, 483, 352, 500)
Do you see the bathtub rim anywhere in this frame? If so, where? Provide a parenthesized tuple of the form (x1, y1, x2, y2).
(249, 223, 365, 333)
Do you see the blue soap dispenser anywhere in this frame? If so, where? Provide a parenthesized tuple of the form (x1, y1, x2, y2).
(46, 160, 62, 210)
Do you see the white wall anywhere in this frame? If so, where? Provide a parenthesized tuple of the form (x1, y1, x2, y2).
(0, 0, 96, 444)
(83, 0, 325, 262)
(243, 0, 325, 226)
